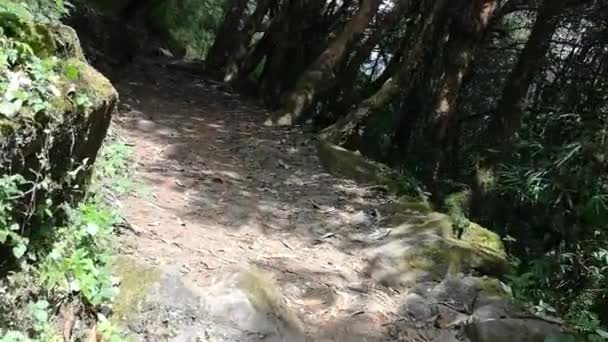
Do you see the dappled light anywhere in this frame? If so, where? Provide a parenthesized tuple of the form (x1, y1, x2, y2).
(1, 0, 605, 340)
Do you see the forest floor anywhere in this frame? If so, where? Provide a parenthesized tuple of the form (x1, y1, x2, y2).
(112, 60, 412, 341)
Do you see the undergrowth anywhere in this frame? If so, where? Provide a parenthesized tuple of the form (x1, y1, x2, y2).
(0, 1, 129, 340)
(0, 135, 133, 341)
(147, 0, 224, 59)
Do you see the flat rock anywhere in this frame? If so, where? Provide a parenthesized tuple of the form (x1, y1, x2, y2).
(112, 258, 306, 342)
(465, 318, 568, 342)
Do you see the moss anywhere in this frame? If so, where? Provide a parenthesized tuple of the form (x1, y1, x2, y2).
(444, 189, 472, 237)
(475, 165, 497, 193)
(0, 12, 56, 56)
(401, 246, 443, 272)
(478, 276, 511, 298)
(110, 256, 161, 325)
(395, 220, 510, 281)
(238, 266, 282, 313)
(317, 140, 411, 194)
(237, 266, 303, 331)
(67, 58, 118, 107)
(461, 222, 507, 258)
(399, 242, 476, 280)
(51, 24, 86, 60)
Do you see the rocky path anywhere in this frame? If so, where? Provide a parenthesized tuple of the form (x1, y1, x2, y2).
(109, 60, 564, 342)
(113, 61, 409, 341)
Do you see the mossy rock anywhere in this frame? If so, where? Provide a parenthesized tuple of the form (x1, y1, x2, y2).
(477, 276, 511, 298)
(109, 260, 306, 341)
(0, 21, 117, 222)
(460, 222, 506, 258)
(0, 11, 55, 56)
(110, 256, 162, 325)
(317, 140, 410, 194)
(365, 211, 510, 288)
(51, 24, 86, 60)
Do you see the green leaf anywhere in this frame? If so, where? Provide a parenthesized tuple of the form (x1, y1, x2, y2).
(12, 243, 26, 258)
(64, 64, 80, 80)
(0, 100, 22, 117)
(596, 329, 608, 339)
(85, 223, 98, 236)
(0, 230, 8, 244)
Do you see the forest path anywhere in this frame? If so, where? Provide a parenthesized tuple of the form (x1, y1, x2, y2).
(113, 61, 406, 341)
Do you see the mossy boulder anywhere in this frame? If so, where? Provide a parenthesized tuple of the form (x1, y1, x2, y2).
(110, 257, 161, 325)
(1, 18, 117, 218)
(111, 257, 306, 341)
(317, 140, 417, 195)
(317, 139, 510, 287)
(364, 207, 510, 288)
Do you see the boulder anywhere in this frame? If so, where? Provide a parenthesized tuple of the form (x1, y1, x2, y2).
(464, 318, 569, 342)
(0, 19, 117, 201)
(363, 206, 510, 288)
(111, 257, 307, 342)
(317, 141, 509, 287)
(316, 140, 412, 194)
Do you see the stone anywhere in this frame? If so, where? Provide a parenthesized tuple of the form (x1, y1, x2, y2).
(112, 258, 306, 342)
(362, 213, 510, 288)
(465, 318, 567, 342)
(430, 277, 480, 313)
(0, 21, 117, 206)
(316, 140, 402, 193)
(399, 293, 438, 323)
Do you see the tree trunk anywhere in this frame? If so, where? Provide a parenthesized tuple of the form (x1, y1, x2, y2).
(429, 0, 498, 179)
(223, 0, 277, 82)
(321, 0, 451, 144)
(334, 1, 410, 111)
(206, 0, 249, 70)
(237, 24, 275, 80)
(266, 0, 382, 126)
(484, 0, 567, 145)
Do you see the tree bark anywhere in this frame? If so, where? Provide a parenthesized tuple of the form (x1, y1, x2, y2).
(321, 0, 451, 144)
(266, 0, 382, 126)
(334, 1, 411, 111)
(429, 0, 498, 179)
(223, 0, 277, 82)
(206, 0, 249, 70)
(484, 0, 568, 146)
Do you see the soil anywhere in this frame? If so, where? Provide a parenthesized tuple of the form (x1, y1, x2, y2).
(113, 59, 409, 341)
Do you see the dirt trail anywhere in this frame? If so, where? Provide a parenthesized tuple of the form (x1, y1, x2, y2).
(113, 61, 407, 341)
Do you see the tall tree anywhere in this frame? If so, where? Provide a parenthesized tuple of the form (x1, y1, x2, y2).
(223, 0, 278, 82)
(265, 0, 382, 126)
(428, 0, 498, 179)
(206, 0, 249, 70)
(484, 0, 568, 146)
(333, 1, 411, 112)
(321, 0, 451, 144)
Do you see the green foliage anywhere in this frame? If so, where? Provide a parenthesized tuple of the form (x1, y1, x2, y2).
(97, 315, 122, 342)
(490, 110, 608, 338)
(147, 0, 224, 59)
(0, 135, 133, 339)
(0, 38, 61, 118)
(0, 2, 128, 340)
(93, 140, 134, 195)
(39, 201, 119, 307)
(0, 175, 29, 258)
(0, 6, 93, 122)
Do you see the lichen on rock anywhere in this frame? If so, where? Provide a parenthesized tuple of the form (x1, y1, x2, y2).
(110, 256, 161, 325)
